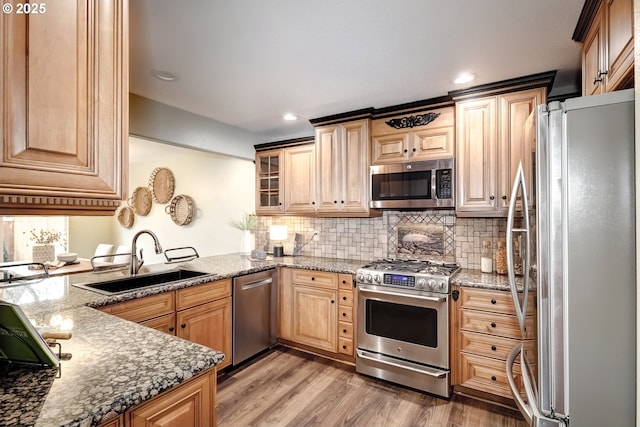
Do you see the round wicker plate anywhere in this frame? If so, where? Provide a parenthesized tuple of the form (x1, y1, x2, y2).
(165, 194, 194, 226)
(148, 167, 175, 204)
(117, 206, 135, 228)
(128, 186, 152, 215)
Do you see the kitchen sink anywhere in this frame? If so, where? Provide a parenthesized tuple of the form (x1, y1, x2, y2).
(73, 269, 209, 295)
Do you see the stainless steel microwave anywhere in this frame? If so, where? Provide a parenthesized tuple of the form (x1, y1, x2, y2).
(370, 159, 455, 209)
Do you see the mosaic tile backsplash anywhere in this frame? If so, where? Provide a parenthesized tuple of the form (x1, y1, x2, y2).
(254, 211, 514, 269)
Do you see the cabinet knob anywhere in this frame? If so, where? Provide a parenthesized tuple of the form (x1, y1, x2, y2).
(403, 149, 408, 153)
(341, 200, 344, 204)
(489, 195, 495, 200)
(491, 299, 497, 304)
(491, 345, 497, 351)
(334, 200, 337, 204)
(501, 195, 507, 200)
(342, 296, 347, 301)
(343, 329, 347, 334)
(331, 300, 335, 304)
(412, 148, 416, 152)
(169, 327, 175, 332)
(491, 376, 497, 382)
(491, 322, 497, 328)
(181, 323, 186, 329)
(342, 345, 347, 350)
(311, 201, 315, 205)
(311, 277, 315, 281)
(342, 312, 347, 317)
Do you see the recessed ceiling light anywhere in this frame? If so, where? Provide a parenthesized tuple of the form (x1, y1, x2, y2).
(151, 69, 177, 82)
(453, 72, 476, 85)
(283, 113, 298, 121)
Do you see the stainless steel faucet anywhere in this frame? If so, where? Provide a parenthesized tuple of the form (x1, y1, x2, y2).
(130, 229, 163, 276)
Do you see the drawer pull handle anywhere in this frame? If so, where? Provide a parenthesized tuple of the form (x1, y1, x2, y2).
(491, 376, 497, 381)
(491, 345, 497, 351)
(491, 299, 497, 304)
(342, 312, 347, 317)
(342, 296, 347, 301)
(491, 322, 497, 328)
(342, 345, 347, 350)
(343, 329, 347, 333)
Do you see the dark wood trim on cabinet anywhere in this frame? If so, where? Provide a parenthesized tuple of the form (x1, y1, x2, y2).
(309, 108, 374, 127)
(372, 95, 454, 120)
(572, 0, 602, 42)
(254, 136, 314, 152)
(449, 70, 556, 101)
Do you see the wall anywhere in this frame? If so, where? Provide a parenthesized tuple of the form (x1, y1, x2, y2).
(112, 136, 255, 264)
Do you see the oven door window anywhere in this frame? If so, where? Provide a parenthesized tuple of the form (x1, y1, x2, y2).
(371, 170, 431, 201)
(365, 299, 437, 348)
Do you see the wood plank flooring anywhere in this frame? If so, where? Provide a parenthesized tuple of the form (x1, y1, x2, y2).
(217, 346, 528, 427)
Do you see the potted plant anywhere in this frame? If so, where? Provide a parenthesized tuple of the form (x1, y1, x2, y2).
(27, 229, 65, 263)
(229, 213, 257, 255)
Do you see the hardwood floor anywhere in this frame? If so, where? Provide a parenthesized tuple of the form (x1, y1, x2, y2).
(217, 346, 528, 427)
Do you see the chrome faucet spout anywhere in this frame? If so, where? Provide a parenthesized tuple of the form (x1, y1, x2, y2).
(130, 230, 163, 276)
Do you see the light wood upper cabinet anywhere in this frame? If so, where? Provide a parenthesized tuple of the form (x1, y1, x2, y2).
(315, 119, 371, 216)
(0, 0, 128, 215)
(579, 0, 633, 95)
(371, 106, 455, 164)
(255, 149, 284, 215)
(283, 144, 316, 214)
(455, 87, 544, 217)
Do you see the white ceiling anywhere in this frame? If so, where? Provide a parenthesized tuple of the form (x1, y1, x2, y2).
(129, 0, 586, 142)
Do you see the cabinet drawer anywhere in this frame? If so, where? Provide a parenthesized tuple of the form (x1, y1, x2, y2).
(339, 321, 353, 338)
(339, 305, 353, 323)
(140, 313, 176, 336)
(99, 292, 175, 323)
(460, 309, 534, 340)
(176, 279, 232, 310)
(291, 269, 337, 289)
(460, 287, 534, 315)
(338, 274, 353, 290)
(460, 352, 527, 399)
(338, 290, 353, 306)
(460, 330, 535, 361)
(338, 337, 353, 355)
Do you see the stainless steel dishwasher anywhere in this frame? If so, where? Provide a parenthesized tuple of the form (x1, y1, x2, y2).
(232, 269, 277, 366)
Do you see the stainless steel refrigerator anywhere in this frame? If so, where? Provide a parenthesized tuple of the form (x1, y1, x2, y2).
(506, 89, 636, 427)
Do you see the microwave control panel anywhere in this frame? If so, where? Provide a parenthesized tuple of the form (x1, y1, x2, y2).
(436, 169, 452, 199)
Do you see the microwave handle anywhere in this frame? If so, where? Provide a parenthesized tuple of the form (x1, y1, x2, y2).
(431, 171, 437, 200)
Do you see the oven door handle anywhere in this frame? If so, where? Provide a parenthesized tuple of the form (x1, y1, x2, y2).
(356, 349, 447, 378)
(359, 286, 447, 303)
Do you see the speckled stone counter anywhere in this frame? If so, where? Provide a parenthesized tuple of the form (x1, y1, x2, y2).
(0, 253, 522, 427)
(0, 254, 362, 427)
(452, 268, 536, 292)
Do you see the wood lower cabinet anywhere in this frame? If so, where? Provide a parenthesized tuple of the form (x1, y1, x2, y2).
(98, 279, 232, 369)
(280, 268, 355, 360)
(0, 0, 128, 215)
(451, 285, 536, 402)
(176, 280, 233, 370)
(127, 369, 216, 427)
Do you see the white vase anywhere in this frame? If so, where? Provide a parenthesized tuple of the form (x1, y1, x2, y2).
(32, 244, 55, 263)
(240, 230, 254, 255)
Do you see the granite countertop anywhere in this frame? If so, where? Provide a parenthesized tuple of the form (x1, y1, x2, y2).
(452, 268, 537, 292)
(0, 253, 519, 426)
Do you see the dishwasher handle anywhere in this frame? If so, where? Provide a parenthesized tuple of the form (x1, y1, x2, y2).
(241, 277, 273, 290)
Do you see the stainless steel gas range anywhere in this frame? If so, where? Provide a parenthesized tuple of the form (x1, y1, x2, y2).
(355, 259, 460, 398)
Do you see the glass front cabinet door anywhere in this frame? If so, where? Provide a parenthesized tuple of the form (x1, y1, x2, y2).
(256, 149, 284, 214)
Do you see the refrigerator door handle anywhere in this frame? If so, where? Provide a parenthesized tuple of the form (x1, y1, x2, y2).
(507, 343, 533, 425)
(506, 162, 531, 334)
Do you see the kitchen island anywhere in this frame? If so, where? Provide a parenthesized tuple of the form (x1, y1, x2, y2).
(0, 253, 513, 426)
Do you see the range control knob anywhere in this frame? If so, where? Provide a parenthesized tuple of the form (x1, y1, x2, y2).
(416, 278, 427, 288)
(366, 274, 373, 283)
(356, 273, 364, 282)
(374, 274, 382, 283)
(438, 281, 445, 290)
(427, 279, 436, 289)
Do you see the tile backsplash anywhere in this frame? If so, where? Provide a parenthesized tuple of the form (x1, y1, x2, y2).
(254, 211, 510, 269)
